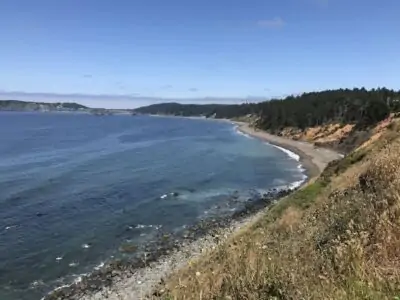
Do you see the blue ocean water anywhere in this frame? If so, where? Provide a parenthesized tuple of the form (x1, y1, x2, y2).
(0, 112, 305, 299)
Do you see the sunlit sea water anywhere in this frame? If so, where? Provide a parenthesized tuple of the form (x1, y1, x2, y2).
(0, 113, 305, 299)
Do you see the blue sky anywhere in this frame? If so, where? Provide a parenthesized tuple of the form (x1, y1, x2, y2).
(0, 0, 399, 108)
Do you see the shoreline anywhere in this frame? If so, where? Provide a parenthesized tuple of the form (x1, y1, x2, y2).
(44, 120, 342, 300)
(234, 122, 342, 178)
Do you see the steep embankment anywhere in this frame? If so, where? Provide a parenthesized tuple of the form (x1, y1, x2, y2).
(159, 119, 400, 299)
(265, 115, 395, 154)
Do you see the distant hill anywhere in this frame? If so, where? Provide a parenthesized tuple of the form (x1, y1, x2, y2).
(0, 100, 88, 112)
(134, 102, 259, 119)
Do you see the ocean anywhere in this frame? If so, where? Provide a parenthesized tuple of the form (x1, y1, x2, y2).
(0, 112, 305, 299)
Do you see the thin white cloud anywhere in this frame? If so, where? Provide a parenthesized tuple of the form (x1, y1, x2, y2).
(257, 17, 285, 29)
(160, 85, 173, 90)
(189, 88, 199, 92)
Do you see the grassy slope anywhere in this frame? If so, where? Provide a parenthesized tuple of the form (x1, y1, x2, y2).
(160, 120, 400, 300)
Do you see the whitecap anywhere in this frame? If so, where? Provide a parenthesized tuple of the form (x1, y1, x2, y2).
(82, 243, 91, 249)
(135, 224, 161, 229)
(160, 194, 168, 199)
(53, 284, 69, 291)
(30, 280, 44, 288)
(269, 144, 300, 161)
(69, 262, 79, 267)
(288, 174, 308, 190)
(56, 256, 63, 261)
(297, 164, 306, 172)
(94, 262, 105, 270)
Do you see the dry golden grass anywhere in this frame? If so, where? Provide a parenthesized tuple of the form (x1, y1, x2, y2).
(159, 121, 400, 300)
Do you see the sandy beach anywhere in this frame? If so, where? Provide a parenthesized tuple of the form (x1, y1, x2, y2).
(48, 122, 342, 300)
(235, 122, 342, 177)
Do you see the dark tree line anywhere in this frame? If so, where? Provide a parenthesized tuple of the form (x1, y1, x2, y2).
(134, 88, 400, 130)
(134, 102, 259, 119)
(256, 88, 399, 130)
(0, 100, 88, 111)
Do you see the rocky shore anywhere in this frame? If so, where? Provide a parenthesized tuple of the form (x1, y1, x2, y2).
(43, 122, 341, 300)
(43, 188, 293, 300)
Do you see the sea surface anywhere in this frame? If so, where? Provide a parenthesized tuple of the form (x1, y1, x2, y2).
(0, 112, 305, 299)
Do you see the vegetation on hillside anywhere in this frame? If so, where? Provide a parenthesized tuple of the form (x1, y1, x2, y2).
(134, 102, 259, 119)
(256, 88, 398, 131)
(136, 88, 400, 153)
(160, 119, 400, 300)
(135, 88, 400, 129)
(0, 100, 88, 111)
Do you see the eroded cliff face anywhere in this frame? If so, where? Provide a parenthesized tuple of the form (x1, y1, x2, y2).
(267, 115, 395, 154)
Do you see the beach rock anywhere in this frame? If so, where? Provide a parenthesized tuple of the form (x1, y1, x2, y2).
(119, 243, 137, 253)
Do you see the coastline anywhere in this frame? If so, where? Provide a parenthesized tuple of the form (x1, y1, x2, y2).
(45, 120, 342, 300)
(234, 122, 342, 178)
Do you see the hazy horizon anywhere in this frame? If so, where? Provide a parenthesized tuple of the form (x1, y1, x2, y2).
(0, 91, 261, 109)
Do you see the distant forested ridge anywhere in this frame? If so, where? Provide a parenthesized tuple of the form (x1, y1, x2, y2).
(135, 88, 400, 129)
(0, 100, 88, 112)
(134, 102, 259, 119)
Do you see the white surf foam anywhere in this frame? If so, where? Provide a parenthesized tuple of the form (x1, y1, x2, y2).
(135, 224, 162, 229)
(69, 262, 79, 267)
(82, 243, 91, 249)
(94, 262, 105, 270)
(234, 126, 254, 139)
(297, 164, 306, 172)
(5, 225, 17, 230)
(270, 144, 300, 161)
(160, 194, 168, 199)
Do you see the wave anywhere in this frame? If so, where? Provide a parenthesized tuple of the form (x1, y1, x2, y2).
(269, 144, 300, 161)
(297, 164, 306, 172)
(234, 126, 254, 139)
(288, 174, 308, 190)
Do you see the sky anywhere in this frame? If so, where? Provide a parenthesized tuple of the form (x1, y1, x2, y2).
(0, 0, 399, 108)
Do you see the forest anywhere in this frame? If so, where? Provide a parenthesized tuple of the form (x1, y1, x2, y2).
(0, 100, 87, 111)
(135, 88, 400, 130)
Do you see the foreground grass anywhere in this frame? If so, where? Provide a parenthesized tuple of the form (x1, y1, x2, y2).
(160, 123, 400, 300)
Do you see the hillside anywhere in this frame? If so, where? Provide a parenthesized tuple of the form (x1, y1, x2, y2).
(135, 88, 400, 153)
(134, 102, 259, 119)
(158, 117, 400, 300)
(0, 100, 88, 112)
